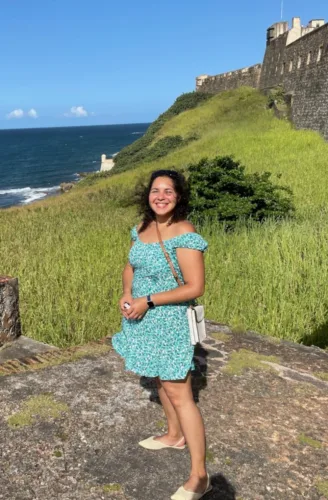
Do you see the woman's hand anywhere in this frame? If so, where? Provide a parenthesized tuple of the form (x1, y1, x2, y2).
(125, 297, 149, 320)
(119, 293, 133, 319)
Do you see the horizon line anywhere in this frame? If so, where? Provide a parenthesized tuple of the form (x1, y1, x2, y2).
(0, 122, 152, 132)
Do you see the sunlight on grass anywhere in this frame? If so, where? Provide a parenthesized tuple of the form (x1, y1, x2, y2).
(2, 87, 328, 347)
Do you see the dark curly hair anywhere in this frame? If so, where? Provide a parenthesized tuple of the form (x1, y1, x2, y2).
(136, 169, 190, 233)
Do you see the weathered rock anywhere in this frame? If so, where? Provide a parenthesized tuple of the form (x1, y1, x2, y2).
(60, 182, 75, 193)
(0, 325, 327, 499)
(0, 276, 21, 345)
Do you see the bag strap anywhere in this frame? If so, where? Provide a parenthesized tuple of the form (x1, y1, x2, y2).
(156, 222, 184, 287)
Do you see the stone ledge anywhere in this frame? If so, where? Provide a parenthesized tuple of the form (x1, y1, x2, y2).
(0, 336, 110, 375)
(0, 335, 57, 364)
(0, 323, 327, 498)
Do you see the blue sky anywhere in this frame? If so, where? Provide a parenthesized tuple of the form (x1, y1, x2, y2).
(1, 0, 327, 128)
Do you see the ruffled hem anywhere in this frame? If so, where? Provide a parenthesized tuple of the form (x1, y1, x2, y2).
(112, 333, 195, 381)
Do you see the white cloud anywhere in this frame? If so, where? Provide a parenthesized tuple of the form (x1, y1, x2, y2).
(27, 108, 38, 118)
(6, 109, 24, 119)
(64, 106, 88, 117)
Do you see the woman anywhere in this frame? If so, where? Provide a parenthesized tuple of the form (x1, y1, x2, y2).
(112, 169, 211, 500)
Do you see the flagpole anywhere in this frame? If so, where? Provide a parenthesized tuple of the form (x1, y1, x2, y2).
(281, 0, 284, 20)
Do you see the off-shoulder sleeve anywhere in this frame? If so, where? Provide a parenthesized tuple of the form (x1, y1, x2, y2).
(130, 225, 138, 241)
(175, 232, 208, 252)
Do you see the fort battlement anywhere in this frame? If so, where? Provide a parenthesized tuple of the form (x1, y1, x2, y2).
(196, 64, 262, 93)
(197, 17, 328, 138)
(100, 154, 115, 172)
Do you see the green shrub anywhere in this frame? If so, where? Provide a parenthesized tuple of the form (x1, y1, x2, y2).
(113, 92, 213, 172)
(267, 86, 291, 121)
(164, 92, 213, 116)
(114, 134, 197, 170)
(267, 86, 286, 108)
(188, 156, 295, 226)
(150, 135, 184, 158)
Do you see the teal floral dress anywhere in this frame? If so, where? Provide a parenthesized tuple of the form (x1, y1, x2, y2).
(112, 225, 208, 380)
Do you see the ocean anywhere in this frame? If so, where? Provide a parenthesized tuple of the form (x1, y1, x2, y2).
(0, 123, 150, 209)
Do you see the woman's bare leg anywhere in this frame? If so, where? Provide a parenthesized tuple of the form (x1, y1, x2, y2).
(161, 371, 208, 493)
(153, 377, 185, 446)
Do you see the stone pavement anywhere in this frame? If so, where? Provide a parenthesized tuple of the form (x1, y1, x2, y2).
(0, 322, 327, 500)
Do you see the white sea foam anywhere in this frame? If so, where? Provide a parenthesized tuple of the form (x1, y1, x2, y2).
(0, 186, 60, 205)
(131, 131, 143, 135)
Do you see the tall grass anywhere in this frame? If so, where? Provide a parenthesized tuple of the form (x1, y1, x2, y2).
(2, 87, 328, 347)
(202, 217, 328, 346)
(0, 197, 135, 347)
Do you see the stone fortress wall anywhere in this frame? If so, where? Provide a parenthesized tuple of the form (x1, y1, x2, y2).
(196, 17, 328, 138)
(100, 154, 115, 172)
(196, 64, 262, 94)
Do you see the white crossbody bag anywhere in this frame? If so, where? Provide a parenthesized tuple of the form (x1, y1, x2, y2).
(156, 223, 206, 346)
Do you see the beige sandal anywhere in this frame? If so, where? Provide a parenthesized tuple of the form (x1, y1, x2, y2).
(138, 435, 186, 450)
(170, 473, 212, 500)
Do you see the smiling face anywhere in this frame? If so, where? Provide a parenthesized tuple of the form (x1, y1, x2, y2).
(148, 176, 179, 218)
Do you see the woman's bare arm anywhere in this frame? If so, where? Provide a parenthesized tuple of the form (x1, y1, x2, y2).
(119, 241, 135, 317)
(122, 239, 136, 293)
(122, 262, 134, 294)
(150, 247, 205, 305)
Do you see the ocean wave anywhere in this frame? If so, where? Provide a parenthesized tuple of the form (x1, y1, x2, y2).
(131, 132, 144, 135)
(0, 186, 60, 205)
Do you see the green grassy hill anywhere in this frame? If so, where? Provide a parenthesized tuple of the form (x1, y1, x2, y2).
(2, 87, 328, 348)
